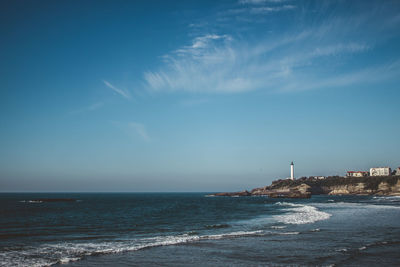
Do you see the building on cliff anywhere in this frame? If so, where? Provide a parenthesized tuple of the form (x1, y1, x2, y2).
(346, 171, 369, 177)
(395, 167, 400, 176)
(370, 167, 391, 176)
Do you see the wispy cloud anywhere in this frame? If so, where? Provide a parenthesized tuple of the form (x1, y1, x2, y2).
(278, 60, 400, 93)
(143, 34, 377, 94)
(223, 5, 296, 16)
(86, 102, 104, 111)
(143, 4, 400, 95)
(180, 98, 210, 107)
(239, 0, 289, 4)
(309, 43, 369, 57)
(70, 102, 104, 114)
(113, 121, 151, 141)
(249, 5, 296, 13)
(128, 122, 150, 141)
(174, 34, 232, 55)
(103, 80, 131, 99)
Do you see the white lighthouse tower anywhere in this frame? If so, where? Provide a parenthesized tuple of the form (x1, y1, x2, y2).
(290, 161, 294, 180)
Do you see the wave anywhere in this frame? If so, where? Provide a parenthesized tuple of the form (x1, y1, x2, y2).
(19, 198, 78, 203)
(317, 201, 400, 210)
(59, 257, 80, 264)
(202, 230, 264, 240)
(270, 225, 286, 229)
(273, 202, 331, 224)
(372, 196, 400, 203)
(278, 231, 300, 235)
(373, 195, 400, 199)
(0, 230, 267, 267)
(0, 221, 324, 267)
(334, 240, 398, 255)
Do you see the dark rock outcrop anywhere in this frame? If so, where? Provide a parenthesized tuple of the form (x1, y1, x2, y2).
(251, 183, 311, 198)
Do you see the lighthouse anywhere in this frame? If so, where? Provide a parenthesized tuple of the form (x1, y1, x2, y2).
(290, 161, 294, 180)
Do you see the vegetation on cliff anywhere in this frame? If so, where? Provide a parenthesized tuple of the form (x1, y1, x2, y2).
(211, 175, 400, 198)
(270, 175, 400, 191)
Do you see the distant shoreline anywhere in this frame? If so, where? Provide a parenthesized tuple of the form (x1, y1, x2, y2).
(210, 175, 400, 198)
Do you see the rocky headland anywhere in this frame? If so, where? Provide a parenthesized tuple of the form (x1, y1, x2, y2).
(211, 175, 400, 198)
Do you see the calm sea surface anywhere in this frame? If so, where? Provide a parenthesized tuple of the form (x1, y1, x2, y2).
(1, 193, 399, 266)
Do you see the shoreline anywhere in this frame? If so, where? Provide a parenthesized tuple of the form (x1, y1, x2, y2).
(210, 175, 400, 198)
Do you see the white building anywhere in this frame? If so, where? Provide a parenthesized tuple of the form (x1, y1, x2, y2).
(346, 171, 369, 177)
(370, 167, 391, 176)
(395, 167, 400, 176)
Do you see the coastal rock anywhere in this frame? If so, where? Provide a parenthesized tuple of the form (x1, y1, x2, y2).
(250, 186, 268, 195)
(385, 179, 400, 196)
(212, 176, 400, 198)
(296, 183, 311, 194)
(327, 183, 370, 195)
(328, 189, 350, 195)
(378, 182, 391, 193)
(245, 183, 311, 198)
(265, 183, 311, 198)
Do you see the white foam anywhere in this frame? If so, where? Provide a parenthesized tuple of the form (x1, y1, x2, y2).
(0, 230, 267, 267)
(274, 201, 294, 206)
(274, 203, 331, 224)
(372, 196, 400, 202)
(279, 232, 300, 235)
(270, 225, 287, 229)
(317, 202, 400, 209)
(59, 257, 80, 264)
(19, 200, 43, 203)
(203, 230, 264, 240)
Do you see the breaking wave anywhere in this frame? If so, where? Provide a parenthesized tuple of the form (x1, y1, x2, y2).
(273, 202, 331, 224)
(270, 225, 286, 229)
(334, 240, 397, 254)
(318, 201, 400, 209)
(0, 230, 267, 267)
(372, 196, 400, 203)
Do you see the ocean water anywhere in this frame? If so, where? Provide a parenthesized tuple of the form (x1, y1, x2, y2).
(1, 193, 399, 266)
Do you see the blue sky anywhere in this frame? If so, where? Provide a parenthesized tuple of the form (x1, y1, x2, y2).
(1, 0, 400, 192)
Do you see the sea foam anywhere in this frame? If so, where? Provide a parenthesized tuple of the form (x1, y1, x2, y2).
(273, 202, 331, 224)
(0, 230, 267, 267)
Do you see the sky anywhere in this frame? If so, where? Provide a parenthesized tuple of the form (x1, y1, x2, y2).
(1, 0, 400, 192)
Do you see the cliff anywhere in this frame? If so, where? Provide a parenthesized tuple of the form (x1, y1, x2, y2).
(210, 176, 400, 198)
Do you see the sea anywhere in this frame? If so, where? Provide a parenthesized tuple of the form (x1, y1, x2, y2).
(1, 193, 399, 266)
